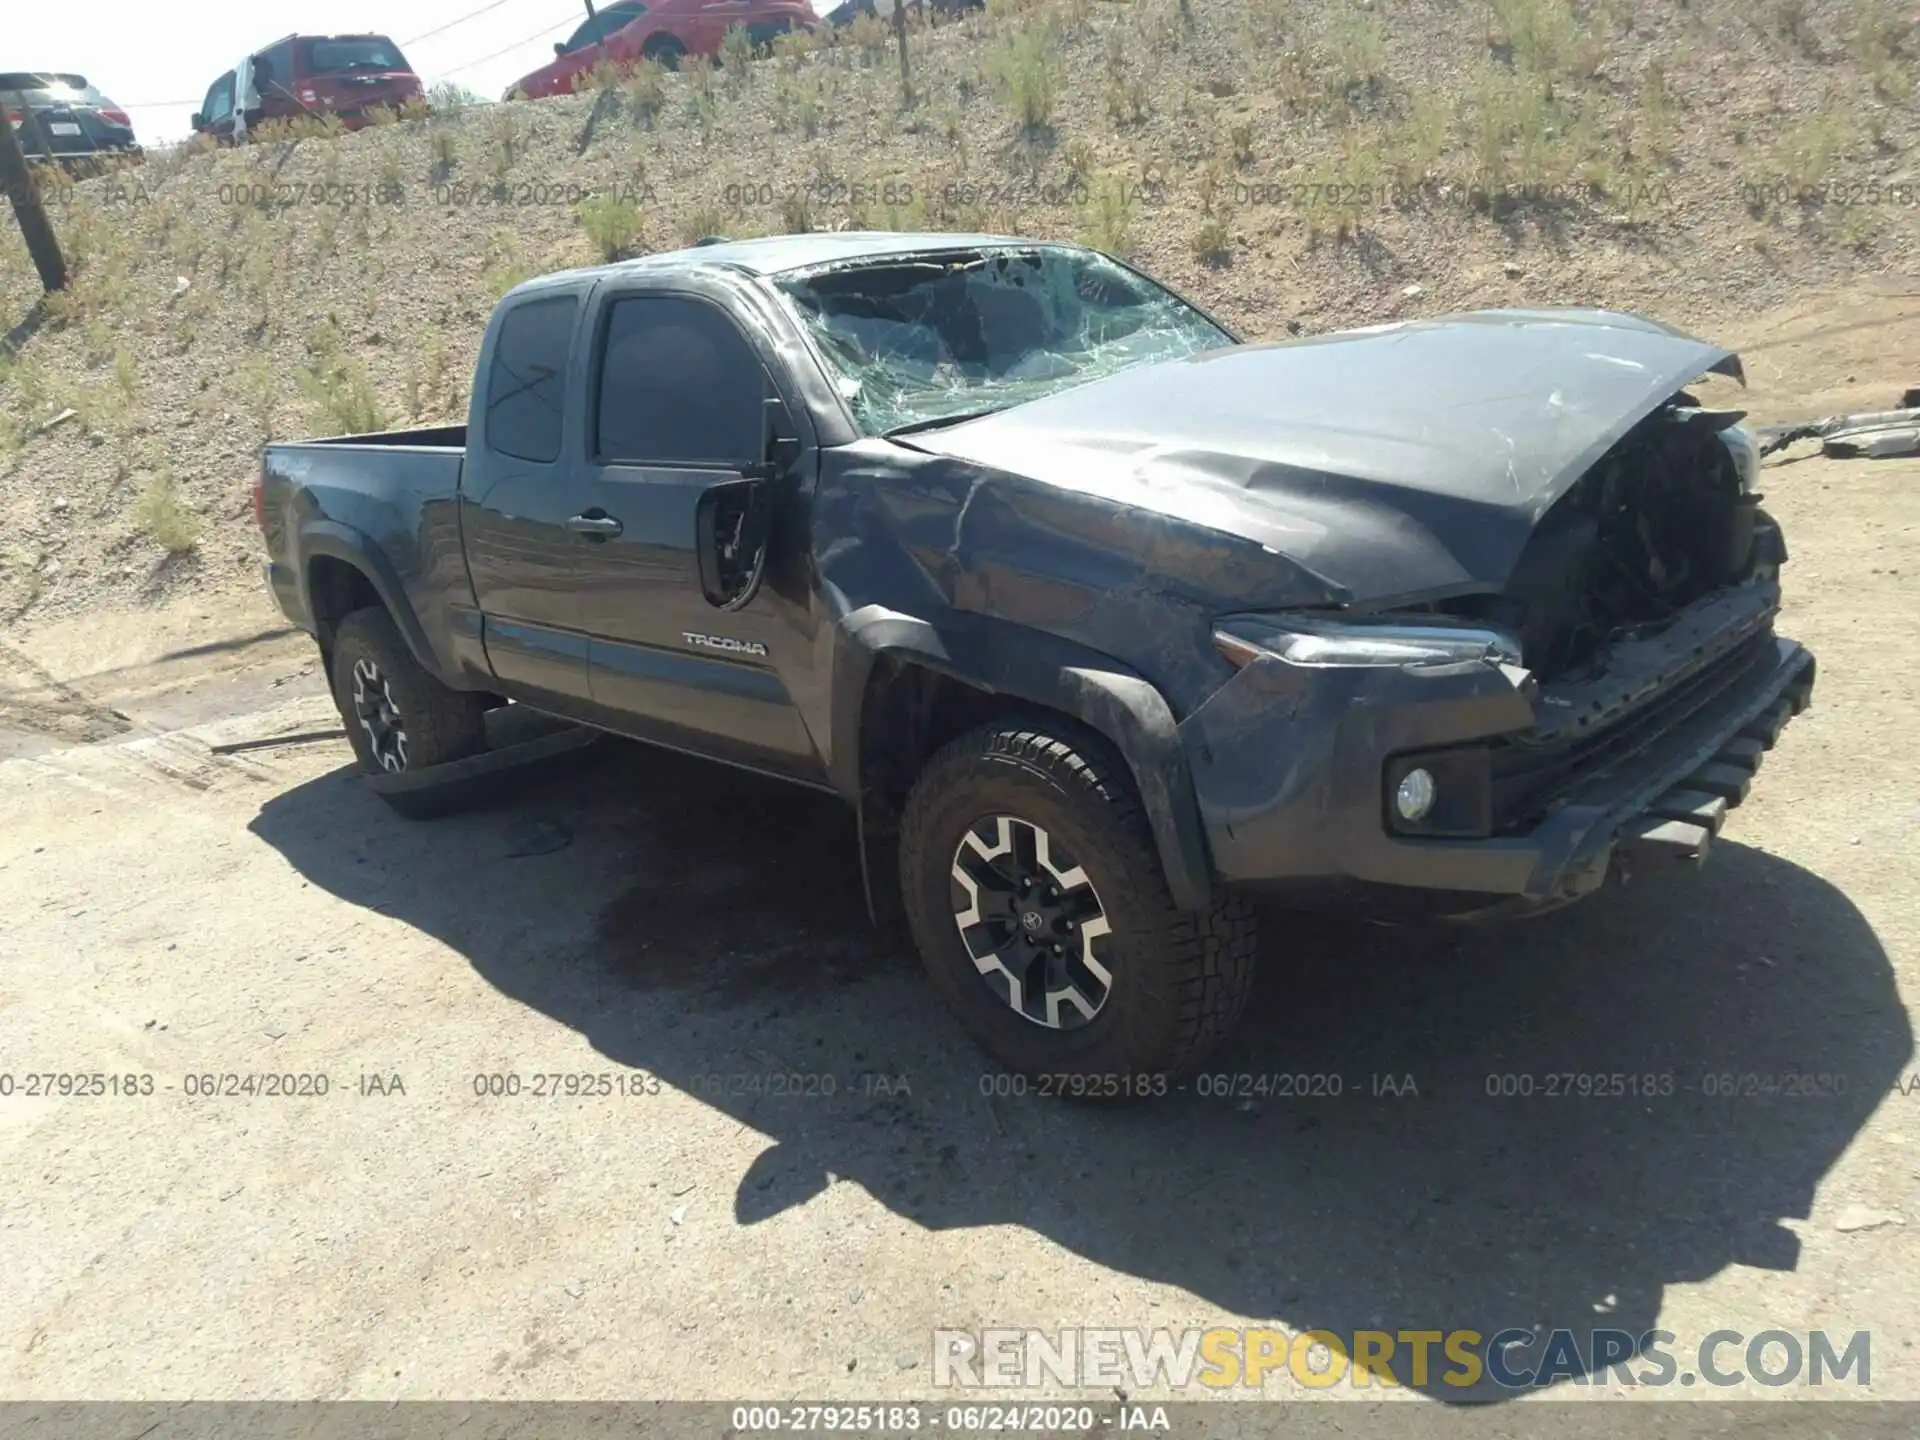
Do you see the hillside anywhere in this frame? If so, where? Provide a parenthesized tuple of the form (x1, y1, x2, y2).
(0, 0, 1914, 622)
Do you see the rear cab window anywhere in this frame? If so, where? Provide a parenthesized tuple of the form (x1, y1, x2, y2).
(484, 295, 580, 464)
(302, 36, 411, 76)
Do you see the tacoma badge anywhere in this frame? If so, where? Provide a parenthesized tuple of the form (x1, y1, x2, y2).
(682, 632, 768, 657)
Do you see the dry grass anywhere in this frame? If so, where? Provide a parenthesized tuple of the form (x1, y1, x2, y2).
(580, 192, 645, 261)
(132, 470, 199, 553)
(681, 203, 729, 246)
(1076, 172, 1136, 258)
(1322, 10, 1387, 104)
(627, 59, 669, 125)
(240, 354, 279, 441)
(847, 12, 894, 60)
(295, 324, 389, 437)
(1192, 217, 1232, 266)
(988, 25, 1058, 134)
(404, 329, 464, 424)
(1103, 31, 1150, 126)
(1852, 0, 1914, 100)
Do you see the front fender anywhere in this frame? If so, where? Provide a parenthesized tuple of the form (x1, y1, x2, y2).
(832, 606, 1216, 912)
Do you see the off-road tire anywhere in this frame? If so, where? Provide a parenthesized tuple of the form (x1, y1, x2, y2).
(329, 607, 486, 791)
(900, 720, 1256, 1083)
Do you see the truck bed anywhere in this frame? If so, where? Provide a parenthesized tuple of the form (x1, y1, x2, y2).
(258, 428, 472, 661)
(298, 423, 466, 449)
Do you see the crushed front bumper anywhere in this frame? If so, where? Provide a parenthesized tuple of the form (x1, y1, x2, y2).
(1179, 585, 1813, 914)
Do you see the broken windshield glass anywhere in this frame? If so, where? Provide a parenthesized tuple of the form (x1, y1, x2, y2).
(773, 247, 1235, 436)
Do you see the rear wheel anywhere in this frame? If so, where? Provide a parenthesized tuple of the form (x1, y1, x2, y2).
(329, 607, 486, 787)
(900, 720, 1256, 1083)
(643, 33, 686, 68)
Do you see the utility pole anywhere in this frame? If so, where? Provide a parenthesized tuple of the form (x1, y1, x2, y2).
(0, 110, 66, 293)
(892, 0, 912, 107)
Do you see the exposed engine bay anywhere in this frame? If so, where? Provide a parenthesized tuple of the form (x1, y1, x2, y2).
(1452, 395, 1773, 683)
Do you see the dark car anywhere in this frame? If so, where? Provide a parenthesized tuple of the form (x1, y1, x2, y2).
(506, 0, 818, 94)
(192, 34, 424, 141)
(1, 72, 140, 164)
(253, 234, 1814, 1081)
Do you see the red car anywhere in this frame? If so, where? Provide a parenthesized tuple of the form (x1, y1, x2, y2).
(506, 0, 818, 97)
(193, 34, 425, 141)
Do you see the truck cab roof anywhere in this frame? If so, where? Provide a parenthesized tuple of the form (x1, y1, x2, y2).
(508, 231, 1080, 297)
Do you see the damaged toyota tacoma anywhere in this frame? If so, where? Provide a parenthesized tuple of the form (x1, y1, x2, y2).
(256, 233, 1815, 1078)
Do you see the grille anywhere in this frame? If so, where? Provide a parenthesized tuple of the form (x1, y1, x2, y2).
(1489, 629, 1778, 833)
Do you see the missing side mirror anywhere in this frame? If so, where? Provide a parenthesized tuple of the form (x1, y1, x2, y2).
(694, 391, 800, 611)
(696, 478, 771, 611)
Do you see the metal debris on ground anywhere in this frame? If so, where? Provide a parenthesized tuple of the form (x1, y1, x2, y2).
(1756, 401, 1920, 461)
(207, 728, 347, 755)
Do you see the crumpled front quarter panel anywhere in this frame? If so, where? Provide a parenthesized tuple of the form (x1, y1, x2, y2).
(814, 440, 1344, 711)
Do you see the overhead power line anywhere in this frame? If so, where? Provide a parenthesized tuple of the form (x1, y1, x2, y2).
(438, 11, 583, 76)
(401, 0, 535, 49)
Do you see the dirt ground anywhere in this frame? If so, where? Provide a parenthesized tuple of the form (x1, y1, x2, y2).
(2, 291, 1918, 1407)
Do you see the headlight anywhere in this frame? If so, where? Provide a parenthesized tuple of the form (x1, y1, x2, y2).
(1214, 615, 1523, 672)
(1717, 423, 1761, 493)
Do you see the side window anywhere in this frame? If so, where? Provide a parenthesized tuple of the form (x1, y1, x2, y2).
(562, 12, 609, 51)
(255, 41, 295, 93)
(206, 74, 235, 122)
(604, 3, 647, 35)
(595, 296, 766, 466)
(567, 2, 644, 50)
(485, 295, 579, 464)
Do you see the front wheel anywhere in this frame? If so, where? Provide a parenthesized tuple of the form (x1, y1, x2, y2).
(329, 607, 486, 788)
(643, 34, 686, 68)
(899, 721, 1256, 1082)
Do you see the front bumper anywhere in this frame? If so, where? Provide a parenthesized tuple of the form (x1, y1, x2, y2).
(24, 142, 142, 166)
(1179, 586, 1813, 914)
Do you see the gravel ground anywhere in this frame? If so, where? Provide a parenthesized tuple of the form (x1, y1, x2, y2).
(0, 291, 1916, 1406)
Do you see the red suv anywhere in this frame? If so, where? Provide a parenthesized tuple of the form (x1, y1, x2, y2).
(506, 0, 818, 97)
(193, 34, 425, 140)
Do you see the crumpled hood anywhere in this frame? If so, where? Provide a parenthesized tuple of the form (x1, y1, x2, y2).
(899, 308, 1741, 603)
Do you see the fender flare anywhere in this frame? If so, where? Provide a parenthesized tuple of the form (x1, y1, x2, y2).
(299, 522, 439, 676)
(832, 606, 1216, 912)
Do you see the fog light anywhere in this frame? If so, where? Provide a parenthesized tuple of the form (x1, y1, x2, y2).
(1395, 767, 1437, 822)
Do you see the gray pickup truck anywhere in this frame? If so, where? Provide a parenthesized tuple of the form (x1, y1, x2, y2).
(256, 232, 1814, 1079)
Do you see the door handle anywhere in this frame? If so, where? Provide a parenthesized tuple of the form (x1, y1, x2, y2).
(567, 512, 623, 539)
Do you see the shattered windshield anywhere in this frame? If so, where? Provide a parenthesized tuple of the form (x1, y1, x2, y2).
(773, 248, 1234, 436)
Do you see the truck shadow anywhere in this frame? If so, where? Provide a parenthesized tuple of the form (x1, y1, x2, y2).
(250, 735, 1910, 1403)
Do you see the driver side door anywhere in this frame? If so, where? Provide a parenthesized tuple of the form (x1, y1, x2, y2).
(197, 72, 237, 142)
(568, 291, 824, 783)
